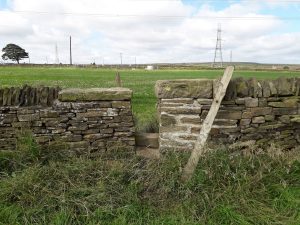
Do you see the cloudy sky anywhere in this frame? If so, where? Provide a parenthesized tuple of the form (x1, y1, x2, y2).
(0, 0, 300, 64)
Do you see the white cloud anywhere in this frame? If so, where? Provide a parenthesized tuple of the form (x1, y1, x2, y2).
(0, 0, 299, 64)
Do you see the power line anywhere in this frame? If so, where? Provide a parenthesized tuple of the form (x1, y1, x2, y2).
(2, 10, 300, 20)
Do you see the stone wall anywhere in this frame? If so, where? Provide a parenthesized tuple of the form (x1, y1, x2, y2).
(0, 85, 61, 107)
(156, 77, 300, 151)
(0, 87, 135, 153)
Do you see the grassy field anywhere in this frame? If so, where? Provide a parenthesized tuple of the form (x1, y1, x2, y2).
(0, 66, 300, 130)
(0, 67, 300, 224)
(0, 132, 299, 225)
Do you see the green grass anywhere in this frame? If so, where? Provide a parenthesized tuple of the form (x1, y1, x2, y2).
(0, 132, 299, 224)
(0, 66, 299, 131)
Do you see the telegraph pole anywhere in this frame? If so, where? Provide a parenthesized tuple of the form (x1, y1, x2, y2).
(230, 50, 232, 65)
(120, 52, 123, 66)
(212, 24, 223, 68)
(55, 43, 59, 64)
(69, 36, 72, 65)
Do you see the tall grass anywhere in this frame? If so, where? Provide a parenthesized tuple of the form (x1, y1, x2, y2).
(0, 132, 299, 224)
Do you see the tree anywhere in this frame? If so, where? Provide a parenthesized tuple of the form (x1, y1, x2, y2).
(2, 44, 29, 64)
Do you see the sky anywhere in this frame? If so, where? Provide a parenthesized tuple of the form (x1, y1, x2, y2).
(0, 0, 300, 64)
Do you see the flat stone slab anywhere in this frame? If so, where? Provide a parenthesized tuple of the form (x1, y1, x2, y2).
(155, 79, 213, 99)
(135, 133, 159, 148)
(58, 88, 132, 102)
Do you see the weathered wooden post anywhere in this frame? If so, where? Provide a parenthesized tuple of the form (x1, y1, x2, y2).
(115, 72, 121, 87)
(181, 66, 234, 182)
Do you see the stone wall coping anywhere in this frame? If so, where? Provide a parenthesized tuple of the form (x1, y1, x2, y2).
(155, 77, 300, 99)
(58, 88, 133, 102)
(155, 79, 214, 99)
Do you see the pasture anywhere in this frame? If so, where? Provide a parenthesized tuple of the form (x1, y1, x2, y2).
(0, 66, 300, 224)
(0, 66, 299, 130)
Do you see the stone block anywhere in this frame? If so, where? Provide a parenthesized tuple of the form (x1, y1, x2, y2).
(160, 106, 202, 115)
(216, 110, 242, 120)
(242, 111, 253, 119)
(100, 128, 114, 134)
(107, 108, 118, 116)
(112, 101, 131, 108)
(240, 119, 251, 126)
(12, 122, 30, 128)
(35, 135, 52, 143)
(17, 108, 35, 114)
(197, 99, 213, 105)
(59, 88, 132, 101)
(268, 98, 298, 108)
(155, 79, 213, 99)
(17, 113, 40, 122)
(235, 98, 245, 105)
(291, 116, 300, 123)
(250, 107, 272, 116)
(114, 131, 132, 137)
(51, 128, 66, 134)
(235, 78, 249, 97)
(245, 98, 259, 108)
(279, 115, 290, 124)
(248, 78, 263, 98)
(77, 110, 107, 118)
(0, 89, 3, 106)
(223, 79, 237, 100)
(82, 129, 100, 134)
(160, 114, 177, 126)
(135, 133, 158, 148)
(265, 115, 275, 122)
(259, 98, 268, 107)
(120, 116, 133, 122)
(252, 116, 265, 124)
(2, 114, 18, 124)
(261, 81, 272, 97)
(40, 110, 59, 118)
(58, 134, 83, 142)
(180, 116, 201, 124)
(2, 88, 10, 106)
(84, 134, 103, 141)
(68, 124, 88, 131)
(160, 125, 188, 133)
(213, 119, 238, 126)
(273, 108, 298, 115)
(276, 77, 294, 96)
(259, 123, 285, 130)
(66, 141, 89, 150)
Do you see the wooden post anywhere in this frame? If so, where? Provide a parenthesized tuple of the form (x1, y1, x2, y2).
(115, 72, 121, 87)
(181, 66, 234, 182)
(69, 36, 72, 65)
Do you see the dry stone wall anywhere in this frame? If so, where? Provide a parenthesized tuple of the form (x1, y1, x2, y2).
(0, 85, 61, 107)
(156, 77, 300, 151)
(0, 87, 135, 153)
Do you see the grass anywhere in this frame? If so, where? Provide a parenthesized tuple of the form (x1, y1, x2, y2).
(0, 66, 300, 131)
(0, 132, 299, 224)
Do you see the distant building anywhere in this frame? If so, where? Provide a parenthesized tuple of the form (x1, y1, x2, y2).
(145, 65, 154, 70)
